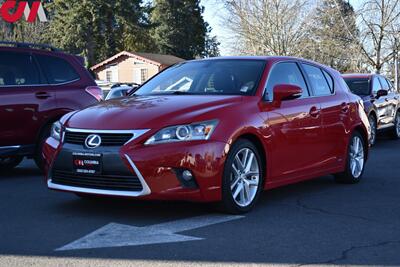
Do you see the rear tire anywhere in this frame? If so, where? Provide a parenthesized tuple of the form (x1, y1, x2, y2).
(0, 156, 23, 171)
(392, 111, 400, 140)
(219, 139, 264, 214)
(34, 124, 52, 171)
(335, 131, 366, 184)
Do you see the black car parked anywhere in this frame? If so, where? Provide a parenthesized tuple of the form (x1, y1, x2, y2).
(343, 73, 400, 145)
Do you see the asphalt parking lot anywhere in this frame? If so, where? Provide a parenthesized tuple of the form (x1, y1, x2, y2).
(1, 134, 400, 267)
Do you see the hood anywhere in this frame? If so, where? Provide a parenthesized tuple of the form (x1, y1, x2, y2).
(66, 95, 243, 130)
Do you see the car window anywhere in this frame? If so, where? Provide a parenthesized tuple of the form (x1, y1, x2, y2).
(372, 76, 381, 94)
(378, 76, 390, 91)
(386, 78, 396, 93)
(322, 70, 334, 93)
(134, 60, 266, 96)
(36, 55, 80, 84)
(265, 62, 309, 101)
(344, 78, 370, 95)
(0, 51, 40, 86)
(302, 64, 332, 96)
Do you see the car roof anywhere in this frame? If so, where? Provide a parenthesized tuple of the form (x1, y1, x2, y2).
(0, 45, 71, 57)
(342, 73, 374, 79)
(186, 56, 337, 73)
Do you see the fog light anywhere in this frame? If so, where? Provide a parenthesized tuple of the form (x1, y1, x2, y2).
(182, 170, 193, 181)
(174, 169, 198, 189)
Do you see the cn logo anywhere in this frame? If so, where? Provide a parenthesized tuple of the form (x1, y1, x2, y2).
(0, 1, 48, 23)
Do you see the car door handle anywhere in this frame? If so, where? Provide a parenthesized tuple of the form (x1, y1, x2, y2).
(309, 106, 320, 118)
(341, 103, 350, 113)
(35, 92, 51, 99)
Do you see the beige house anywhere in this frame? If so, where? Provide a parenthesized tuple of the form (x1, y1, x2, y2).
(91, 51, 185, 84)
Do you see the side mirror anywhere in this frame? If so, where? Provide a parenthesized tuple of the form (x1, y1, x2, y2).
(376, 89, 388, 98)
(124, 89, 131, 96)
(126, 85, 139, 96)
(272, 84, 303, 107)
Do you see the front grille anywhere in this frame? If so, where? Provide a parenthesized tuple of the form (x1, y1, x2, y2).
(51, 170, 143, 192)
(64, 131, 133, 146)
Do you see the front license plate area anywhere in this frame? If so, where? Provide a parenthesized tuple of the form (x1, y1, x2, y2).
(72, 152, 102, 175)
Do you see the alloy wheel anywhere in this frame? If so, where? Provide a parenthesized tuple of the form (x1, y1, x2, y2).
(396, 113, 400, 137)
(349, 136, 365, 179)
(230, 148, 260, 207)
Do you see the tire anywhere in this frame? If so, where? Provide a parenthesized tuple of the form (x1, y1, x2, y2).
(34, 124, 52, 171)
(219, 139, 264, 214)
(392, 111, 400, 140)
(368, 115, 377, 146)
(335, 131, 367, 184)
(0, 156, 23, 171)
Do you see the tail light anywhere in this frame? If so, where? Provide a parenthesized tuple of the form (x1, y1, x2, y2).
(85, 86, 103, 101)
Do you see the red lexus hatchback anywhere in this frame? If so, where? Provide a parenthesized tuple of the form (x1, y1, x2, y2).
(43, 57, 370, 213)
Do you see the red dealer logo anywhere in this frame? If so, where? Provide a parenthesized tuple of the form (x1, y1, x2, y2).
(0, 0, 47, 23)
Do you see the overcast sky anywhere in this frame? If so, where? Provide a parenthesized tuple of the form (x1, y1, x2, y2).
(202, 0, 363, 55)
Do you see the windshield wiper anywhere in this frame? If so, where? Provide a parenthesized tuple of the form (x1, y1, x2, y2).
(168, 91, 193, 95)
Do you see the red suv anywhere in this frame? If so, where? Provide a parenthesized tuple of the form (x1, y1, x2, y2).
(0, 42, 102, 170)
(43, 57, 370, 213)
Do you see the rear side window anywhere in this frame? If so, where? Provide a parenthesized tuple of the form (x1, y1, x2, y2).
(36, 55, 80, 84)
(344, 78, 370, 95)
(0, 51, 40, 86)
(322, 70, 334, 92)
(302, 64, 332, 96)
(265, 62, 309, 100)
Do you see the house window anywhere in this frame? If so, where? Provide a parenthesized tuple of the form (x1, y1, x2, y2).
(106, 71, 112, 82)
(141, 69, 148, 83)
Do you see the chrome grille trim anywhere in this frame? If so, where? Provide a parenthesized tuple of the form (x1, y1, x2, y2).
(47, 154, 151, 197)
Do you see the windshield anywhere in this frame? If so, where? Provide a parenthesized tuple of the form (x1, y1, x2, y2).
(133, 60, 266, 96)
(344, 78, 370, 96)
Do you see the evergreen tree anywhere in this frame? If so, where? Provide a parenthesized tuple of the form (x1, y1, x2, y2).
(302, 0, 359, 72)
(151, 0, 208, 59)
(0, 0, 50, 43)
(203, 26, 220, 58)
(45, 0, 154, 67)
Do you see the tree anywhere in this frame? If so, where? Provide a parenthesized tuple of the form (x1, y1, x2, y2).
(301, 0, 359, 72)
(151, 0, 208, 59)
(203, 26, 220, 57)
(355, 0, 400, 73)
(0, 0, 50, 43)
(222, 0, 312, 56)
(45, 0, 154, 67)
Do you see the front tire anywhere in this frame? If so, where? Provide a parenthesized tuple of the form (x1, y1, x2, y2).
(368, 115, 377, 146)
(335, 131, 366, 184)
(392, 111, 400, 140)
(0, 156, 23, 171)
(220, 139, 264, 214)
(34, 124, 52, 171)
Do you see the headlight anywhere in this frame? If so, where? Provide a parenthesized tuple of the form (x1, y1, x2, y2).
(145, 120, 218, 145)
(51, 121, 62, 141)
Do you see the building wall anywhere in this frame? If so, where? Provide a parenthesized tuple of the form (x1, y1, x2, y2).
(96, 56, 160, 84)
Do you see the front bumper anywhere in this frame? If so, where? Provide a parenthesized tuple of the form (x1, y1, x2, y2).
(44, 135, 228, 202)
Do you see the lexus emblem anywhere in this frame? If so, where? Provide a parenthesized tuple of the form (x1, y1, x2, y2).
(85, 134, 102, 149)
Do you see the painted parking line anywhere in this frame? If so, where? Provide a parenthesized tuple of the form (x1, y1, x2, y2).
(57, 214, 244, 251)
